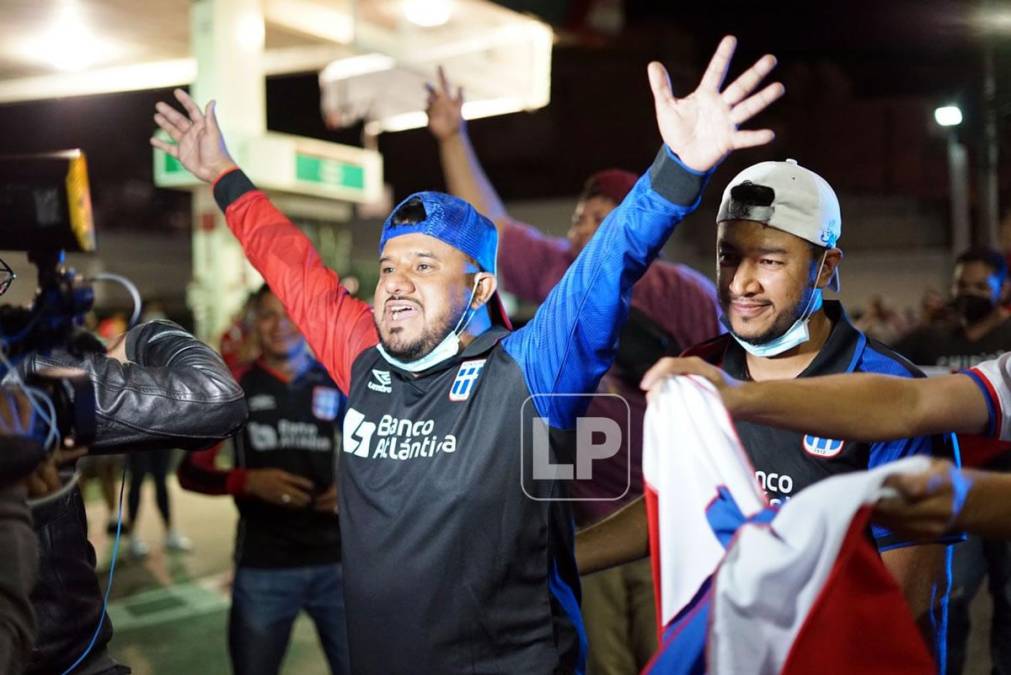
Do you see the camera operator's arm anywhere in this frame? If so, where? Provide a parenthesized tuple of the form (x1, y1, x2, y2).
(22, 320, 247, 452)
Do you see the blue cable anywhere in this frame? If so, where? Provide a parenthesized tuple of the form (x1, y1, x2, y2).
(61, 467, 126, 675)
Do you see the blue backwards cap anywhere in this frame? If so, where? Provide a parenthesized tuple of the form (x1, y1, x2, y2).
(379, 191, 498, 275)
(378, 191, 510, 327)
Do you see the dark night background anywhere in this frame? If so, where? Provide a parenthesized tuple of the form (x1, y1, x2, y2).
(0, 1, 1002, 245)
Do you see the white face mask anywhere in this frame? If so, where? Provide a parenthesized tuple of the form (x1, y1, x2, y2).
(726, 250, 829, 358)
(377, 281, 480, 373)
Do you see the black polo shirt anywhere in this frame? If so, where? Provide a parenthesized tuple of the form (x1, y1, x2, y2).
(686, 300, 958, 551)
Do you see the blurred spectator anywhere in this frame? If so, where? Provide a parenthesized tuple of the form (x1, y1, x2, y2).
(123, 300, 196, 558)
(853, 294, 908, 345)
(894, 246, 1011, 675)
(77, 455, 123, 535)
(96, 312, 128, 344)
(919, 286, 953, 327)
(178, 285, 348, 674)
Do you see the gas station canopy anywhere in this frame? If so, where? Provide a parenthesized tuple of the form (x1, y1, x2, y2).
(0, 0, 553, 134)
(0, 0, 553, 341)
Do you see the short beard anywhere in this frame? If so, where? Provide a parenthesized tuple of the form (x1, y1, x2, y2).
(725, 293, 809, 346)
(376, 302, 466, 362)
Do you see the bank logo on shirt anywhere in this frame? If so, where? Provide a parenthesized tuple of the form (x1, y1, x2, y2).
(312, 386, 341, 421)
(342, 407, 457, 461)
(802, 435, 844, 458)
(248, 394, 276, 412)
(343, 408, 376, 458)
(449, 359, 485, 402)
(368, 369, 392, 394)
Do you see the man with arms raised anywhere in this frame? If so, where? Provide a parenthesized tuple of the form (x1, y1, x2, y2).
(425, 69, 722, 674)
(151, 36, 782, 675)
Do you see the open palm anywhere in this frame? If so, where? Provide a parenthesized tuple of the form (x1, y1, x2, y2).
(150, 89, 236, 183)
(650, 36, 784, 173)
(426, 66, 465, 141)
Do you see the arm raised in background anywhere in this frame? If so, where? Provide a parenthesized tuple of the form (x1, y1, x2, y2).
(426, 66, 509, 223)
(506, 37, 784, 427)
(151, 90, 378, 394)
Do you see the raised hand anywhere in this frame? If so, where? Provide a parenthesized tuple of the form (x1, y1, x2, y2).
(150, 89, 237, 183)
(648, 36, 784, 173)
(425, 66, 465, 141)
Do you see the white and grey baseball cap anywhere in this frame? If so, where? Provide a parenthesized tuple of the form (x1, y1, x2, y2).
(716, 159, 842, 291)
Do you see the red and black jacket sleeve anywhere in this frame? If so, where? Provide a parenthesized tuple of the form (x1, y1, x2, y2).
(213, 169, 378, 394)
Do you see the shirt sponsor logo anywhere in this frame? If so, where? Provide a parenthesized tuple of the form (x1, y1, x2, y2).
(248, 394, 276, 412)
(755, 470, 794, 507)
(248, 420, 333, 452)
(342, 407, 457, 461)
(368, 369, 392, 394)
(312, 386, 341, 421)
(449, 359, 485, 402)
(802, 435, 845, 458)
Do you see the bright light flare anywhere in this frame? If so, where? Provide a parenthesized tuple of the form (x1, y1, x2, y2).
(16, 1, 122, 72)
(934, 105, 963, 127)
(403, 0, 453, 28)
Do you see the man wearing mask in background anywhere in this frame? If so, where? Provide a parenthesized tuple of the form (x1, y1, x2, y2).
(895, 246, 1011, 675)
(424, 67, 722, 674)
(577, 160, 960, 660)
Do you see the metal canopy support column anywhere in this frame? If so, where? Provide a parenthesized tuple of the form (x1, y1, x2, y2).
(188, 0, 267, 344)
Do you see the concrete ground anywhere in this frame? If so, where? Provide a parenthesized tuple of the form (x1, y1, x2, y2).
(84, 476, 996, 674)
(87, 476, 331, 675)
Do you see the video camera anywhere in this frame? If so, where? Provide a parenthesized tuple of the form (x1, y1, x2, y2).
(0, 150, 99, 484)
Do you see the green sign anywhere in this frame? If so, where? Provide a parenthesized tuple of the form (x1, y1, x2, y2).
(295, 154, 365, 191)
(163, 152, 186, 175)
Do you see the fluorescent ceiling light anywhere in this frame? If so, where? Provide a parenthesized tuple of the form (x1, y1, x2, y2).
(16, 1, 123, 72)
(934, 105, 963, 127)
(403, 0, 453, 28)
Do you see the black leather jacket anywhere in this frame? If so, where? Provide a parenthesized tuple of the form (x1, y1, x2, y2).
(21, 320, 247, 674)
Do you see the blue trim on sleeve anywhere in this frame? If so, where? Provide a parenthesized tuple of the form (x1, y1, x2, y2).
(549, 560, 587, 675)
(844, 333, 867, 373)
(962, 369, 997, 438)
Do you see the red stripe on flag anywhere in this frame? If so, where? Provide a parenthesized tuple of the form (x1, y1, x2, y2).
(781, 506, 934, 675)
(644, 480, 663, 643)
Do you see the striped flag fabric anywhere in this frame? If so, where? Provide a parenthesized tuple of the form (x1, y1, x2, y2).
(642, 375, 935, 675)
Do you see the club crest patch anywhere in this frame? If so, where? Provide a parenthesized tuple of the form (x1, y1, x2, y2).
(802, 434, 844, 458)
(449, 360, 486, 402)
(313, 386, 341, 421)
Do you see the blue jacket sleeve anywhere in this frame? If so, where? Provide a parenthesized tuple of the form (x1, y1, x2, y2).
(502, 147, 710, 429)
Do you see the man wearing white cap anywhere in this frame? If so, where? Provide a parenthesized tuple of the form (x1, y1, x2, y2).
(578, 159, 961, 656)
